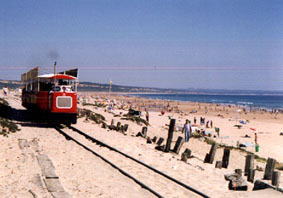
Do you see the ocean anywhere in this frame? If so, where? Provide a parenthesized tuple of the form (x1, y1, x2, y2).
(132, 93, 283, 110)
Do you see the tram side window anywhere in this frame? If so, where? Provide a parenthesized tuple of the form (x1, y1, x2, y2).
(27, 83, 32, 92)
(32, 82, 38, 92)
(39, 81, 53, 91)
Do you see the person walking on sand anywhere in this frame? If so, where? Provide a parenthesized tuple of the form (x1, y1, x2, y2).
(194, 117, 197, 124)
(182, 119, 192, 142)
(145, 109, 149, 123)
(215, 127, 220, 137)
(206, 121, 209, 128)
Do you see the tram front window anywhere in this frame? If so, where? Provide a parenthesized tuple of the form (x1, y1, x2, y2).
(58, 79, 69, 85)
(52, 86, 61, 92)
(53, 79, 77, 92)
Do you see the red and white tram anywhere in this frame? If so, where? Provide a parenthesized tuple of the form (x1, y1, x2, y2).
(21, 67, 78, 124)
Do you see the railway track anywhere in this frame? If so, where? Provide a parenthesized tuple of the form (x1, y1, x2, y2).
(54, 125, 209, 198)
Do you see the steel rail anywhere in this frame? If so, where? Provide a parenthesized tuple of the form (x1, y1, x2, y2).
(67, 125, 209, 198)
(54, 126, 163, 198)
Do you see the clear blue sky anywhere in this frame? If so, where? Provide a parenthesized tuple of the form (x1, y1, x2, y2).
(0, 0, 283, 90)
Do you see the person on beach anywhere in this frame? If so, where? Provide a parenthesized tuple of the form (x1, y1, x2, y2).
(167, 103, 170, 111)
(182, 119, 192, 142)
(194, 117, 197, 124)
(3, 87, 8, 96)
(210, 120, 213, 128)
(254, 133, 259, 152)
(215, 127, 220, 137)
(200, 117, 205, 125)
(145, 109, 149, 123)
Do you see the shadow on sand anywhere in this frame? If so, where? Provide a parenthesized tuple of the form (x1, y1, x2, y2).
(0, 106, 55, 128)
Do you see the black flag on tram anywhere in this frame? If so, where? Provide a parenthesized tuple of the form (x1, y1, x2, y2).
(59, 68, 78, 77)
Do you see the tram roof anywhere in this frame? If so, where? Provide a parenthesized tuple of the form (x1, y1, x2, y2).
(37, 74, 77, 80)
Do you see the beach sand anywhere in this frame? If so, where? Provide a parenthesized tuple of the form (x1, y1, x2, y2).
(0, 90, 282, 197)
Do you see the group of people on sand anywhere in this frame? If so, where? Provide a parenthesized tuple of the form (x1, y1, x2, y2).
(182, 117, 217, 143)
(198, 117, 214, 129)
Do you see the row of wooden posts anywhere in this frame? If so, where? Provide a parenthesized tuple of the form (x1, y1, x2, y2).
(138, 119, 281, 189)
(106, 118, 280, 189)
(102, 119, 129, 133)
(244, 154, 280, 187)
(135, 119, 185, 155)
(135, 119, 228, 165)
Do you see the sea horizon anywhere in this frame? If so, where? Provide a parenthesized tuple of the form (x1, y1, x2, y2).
(131, 93, 283, 110)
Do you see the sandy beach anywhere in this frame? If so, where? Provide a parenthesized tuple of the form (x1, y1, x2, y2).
(79, 92, 283, 160)
(1, 90, 283, 197)
(2, 0, 283, 197)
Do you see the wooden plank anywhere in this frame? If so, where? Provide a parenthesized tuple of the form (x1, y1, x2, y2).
(156, 137, 164, 146)
(101, 123, 107, 129)
(247, 169, 255, 183)
(264, 158, 276, 180)
(111, 119, 115, 126)
(31, 174, 44, 189)
(109, 119, 115, 130)
(272, 171, 280, 187)
(44, 178, 65, 192)
(204, 153, 210, 163)
(221, 148, 230, 168)
(244, 154, 254, 176)
(152, 136, 157, 143)
(181, 149, 191, 162)
(181, 153, 188, 162)
(204, 143, 217, 164)
(146, 137, 152, 144)
(172, 136, 184, 154)
(123, 124, 129, 132)
(183, 149, 192, 157)
(37, 155, 71, 197)
(116, 122, 121, 131)
(208, 143, 217, 164)
(141, 127, 147, 138)
(253, 179, 283, 193)
(155, 145, 165, 151)
(36, 154, 58, 179)
(165, 119, 176, 152)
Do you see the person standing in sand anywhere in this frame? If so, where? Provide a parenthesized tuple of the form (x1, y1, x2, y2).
(3, 87, 8, 96)
(145, 109, 149, 123)
(206, 121, 209, 128)
(182, 119, 192, 142)
(215, 127, 220, 137)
